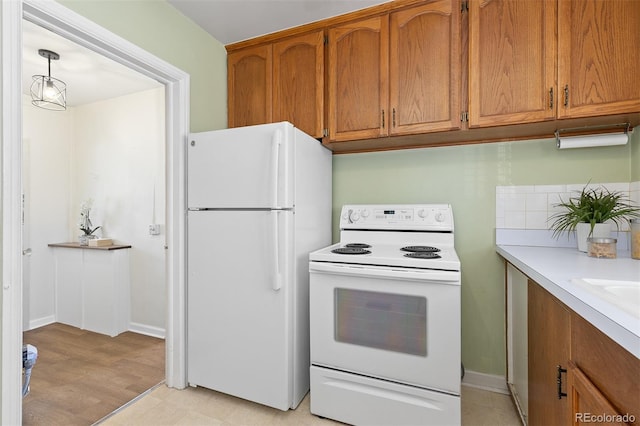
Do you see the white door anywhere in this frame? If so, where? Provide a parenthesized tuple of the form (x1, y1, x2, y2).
(188, 122, 294, 209)
(187, 209, 292, 410)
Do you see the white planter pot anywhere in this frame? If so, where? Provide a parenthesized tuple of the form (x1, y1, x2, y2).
(576, 222, 611, 252)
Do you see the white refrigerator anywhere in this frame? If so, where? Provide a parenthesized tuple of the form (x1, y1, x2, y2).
(186, 122, 332, 410)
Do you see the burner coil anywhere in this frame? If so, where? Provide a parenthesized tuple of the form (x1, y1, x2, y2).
(401, 245, 441, 253)
(332, 247, 371, 255)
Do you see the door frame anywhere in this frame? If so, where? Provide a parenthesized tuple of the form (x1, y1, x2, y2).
(2, 1, 190, 423)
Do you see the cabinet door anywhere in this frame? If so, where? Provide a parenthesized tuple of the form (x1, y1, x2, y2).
(558, 0, 640, 118)
(327, 15, 389, 142)
(469, 0, 556, 127)
(273, 31, 324, 138)
(528, 281, 570, 426)
(568, 362, 629, 426)
(571, 310, 640, 424)
(228, 44, 272, 127)
(390, 0, 461, 135)
(53, 248, 83, 328)
(506, 263, 529, 418)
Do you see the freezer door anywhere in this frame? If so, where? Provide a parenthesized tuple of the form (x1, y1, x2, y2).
(188, 122, 293, 208)
(187, 210, 293, 410)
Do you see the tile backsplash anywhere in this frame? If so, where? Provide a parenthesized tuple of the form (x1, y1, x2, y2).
(496, 181, 640, 231)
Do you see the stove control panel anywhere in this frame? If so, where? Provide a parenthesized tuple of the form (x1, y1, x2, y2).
(340, 204, 454, 231)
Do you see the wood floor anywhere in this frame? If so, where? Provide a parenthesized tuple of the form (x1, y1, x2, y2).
(22, 323, 165, 426)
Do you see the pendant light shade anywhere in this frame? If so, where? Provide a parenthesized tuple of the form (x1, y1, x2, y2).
(31, 49, 66, 111)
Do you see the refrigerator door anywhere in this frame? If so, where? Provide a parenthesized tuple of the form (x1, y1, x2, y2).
(188, 122, 294, 209)
(187, 209, 293, 410)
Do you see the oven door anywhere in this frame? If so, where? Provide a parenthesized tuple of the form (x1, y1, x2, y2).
(309, 261, 461, 394)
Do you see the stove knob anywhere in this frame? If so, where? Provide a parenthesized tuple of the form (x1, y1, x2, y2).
(417, 209, 427, 218)
(349, 211, 360, 223)
(361, 209, 370, 218)
(435, 212, 446, 222)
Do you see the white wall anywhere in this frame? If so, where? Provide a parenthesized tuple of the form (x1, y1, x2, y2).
(22, 87, 166, 336)
(72, 87, 166, 335)
(22, 94, 73, 329)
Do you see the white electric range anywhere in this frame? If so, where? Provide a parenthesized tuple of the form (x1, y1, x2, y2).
(309, 204, 461, 425)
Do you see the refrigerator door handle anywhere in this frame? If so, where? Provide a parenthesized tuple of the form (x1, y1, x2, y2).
(271, 129, 282, 207)
(271, 210, 282, 291)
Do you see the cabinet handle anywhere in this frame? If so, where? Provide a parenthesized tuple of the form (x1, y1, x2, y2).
(549, 87, 554, 109)
(563, 85, 569, 108)
(392, 108, 396, 127)
(381, 109, 385, 129)
(557, 365, 567, 399)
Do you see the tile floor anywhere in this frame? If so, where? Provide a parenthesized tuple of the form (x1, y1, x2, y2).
(101, 383, 522, 425)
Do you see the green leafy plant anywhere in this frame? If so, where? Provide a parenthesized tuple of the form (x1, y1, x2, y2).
(549, 184, 640, 239)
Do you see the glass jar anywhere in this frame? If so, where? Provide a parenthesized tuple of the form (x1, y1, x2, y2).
(587, 237, 617, 259)
(631, 219, 640, 260)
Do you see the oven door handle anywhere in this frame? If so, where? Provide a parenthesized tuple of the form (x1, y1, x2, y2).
(309, 262, 460, 283)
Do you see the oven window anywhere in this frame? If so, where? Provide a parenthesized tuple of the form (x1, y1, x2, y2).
(334, 288, 427, 356)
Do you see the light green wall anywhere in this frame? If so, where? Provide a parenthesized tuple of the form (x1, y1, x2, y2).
(57, 0, 227, 133)
(333, 136, 634, 375)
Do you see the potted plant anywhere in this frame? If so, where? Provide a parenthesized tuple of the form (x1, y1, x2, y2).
(78, 198, 101, 245)
(549, 184, 640, 252)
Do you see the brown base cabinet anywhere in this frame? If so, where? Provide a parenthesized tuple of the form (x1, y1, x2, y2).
(569, 361, 631, 426)
(506, 264, 639, 425)
(528, 280, 570, 426)
(570, 311, 639, 426)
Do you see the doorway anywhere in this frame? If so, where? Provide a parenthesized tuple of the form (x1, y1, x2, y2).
(2, 1, 189, 424)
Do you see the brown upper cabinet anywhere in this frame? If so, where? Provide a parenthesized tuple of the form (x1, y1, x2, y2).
(327, 0, 461, 142)
(226, 0, 640, 153)
(469, 0, 640, 128)
(228, 30, 324, 138)
(272, 31, 324, 137)
(227, 44, 272, 128)
(469, 0, 557, 127)
(558, 0, 640, 119)
(327, 15, 389, 142)
(389, 0, 461, 136)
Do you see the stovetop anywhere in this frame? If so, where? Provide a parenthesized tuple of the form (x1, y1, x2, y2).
(310, 241, 460, 271)
(310, 204, 460, 271)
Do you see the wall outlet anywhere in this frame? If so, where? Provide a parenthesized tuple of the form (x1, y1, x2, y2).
(149, 224, 161, 235)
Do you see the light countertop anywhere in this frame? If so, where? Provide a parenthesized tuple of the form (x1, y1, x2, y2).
(496, 245, 640, 359)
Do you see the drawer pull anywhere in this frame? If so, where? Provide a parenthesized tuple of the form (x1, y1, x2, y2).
(557, 365, 567, 399)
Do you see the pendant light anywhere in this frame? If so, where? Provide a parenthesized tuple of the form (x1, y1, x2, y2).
(30, 49, 67, 111)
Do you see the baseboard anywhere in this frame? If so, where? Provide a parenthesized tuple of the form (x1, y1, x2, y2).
(462, 369, 510, 395)
(128, 322, 166, 339)
(27, 315, 55, 331)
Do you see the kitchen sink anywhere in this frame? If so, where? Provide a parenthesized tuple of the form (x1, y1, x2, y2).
(571, 278, 640, 320)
